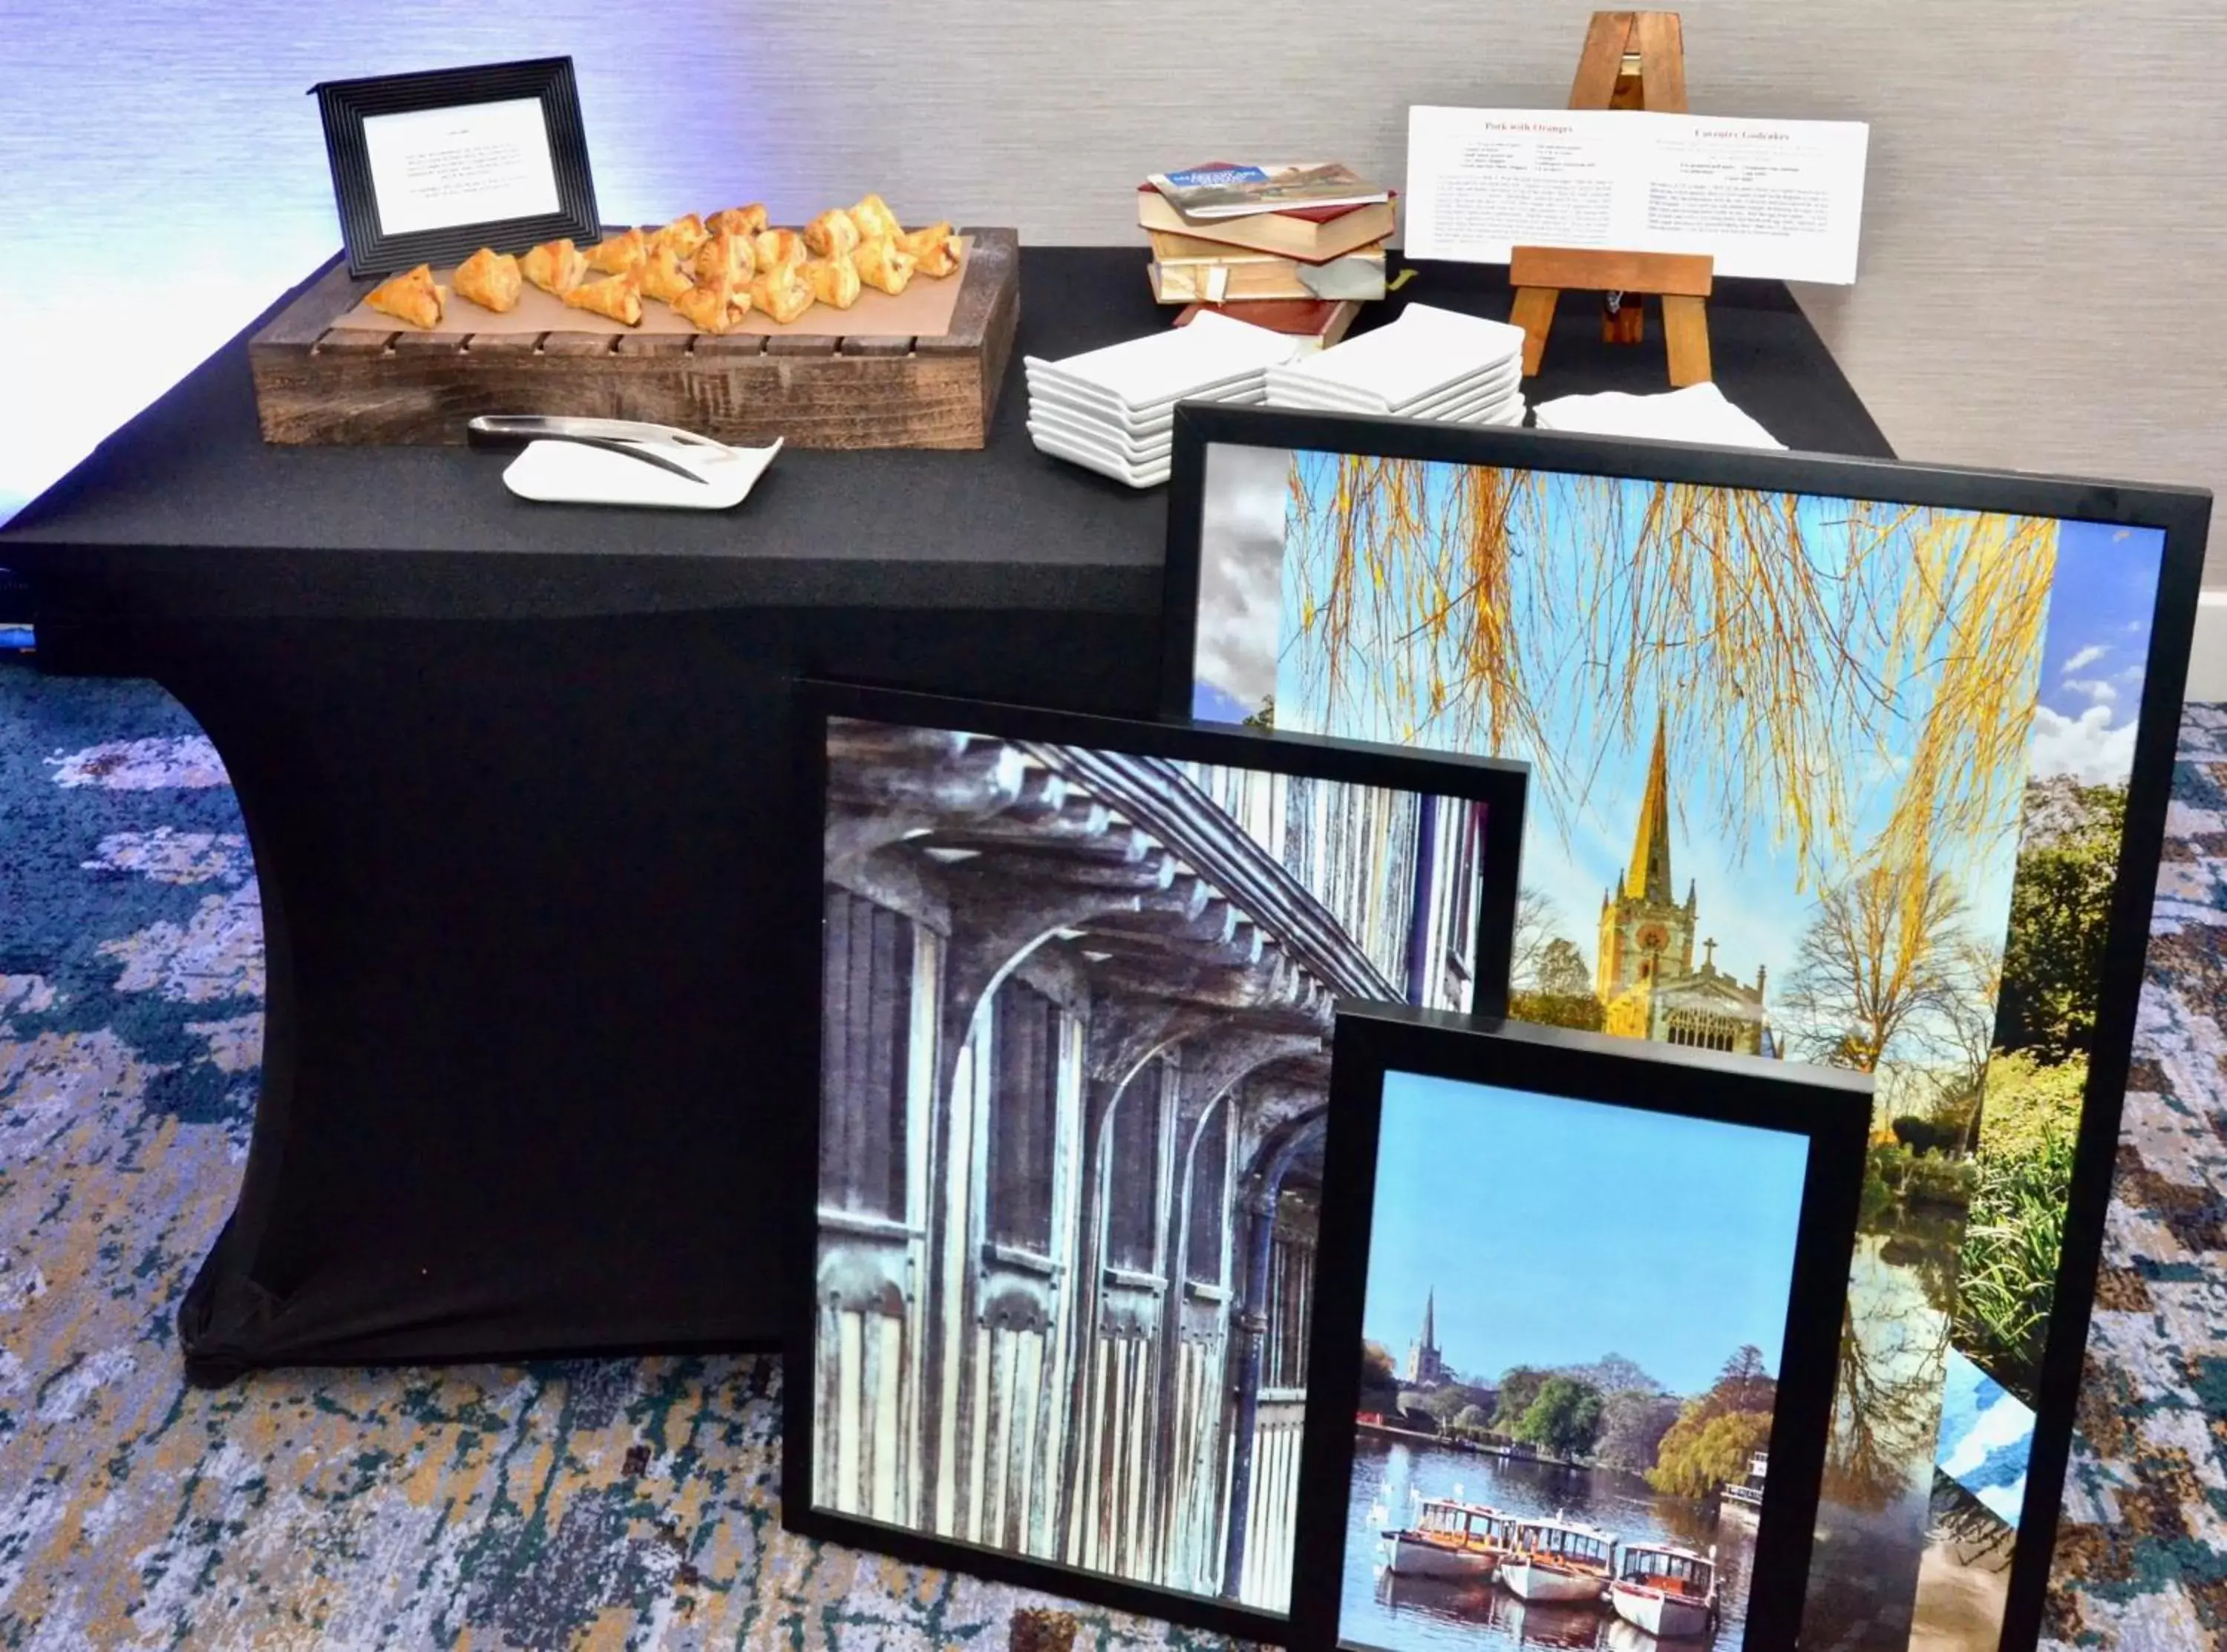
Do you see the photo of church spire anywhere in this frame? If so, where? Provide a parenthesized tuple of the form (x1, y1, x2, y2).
(1595, 710, 1774, 1058)
(1404, 1286, 1450, 1388)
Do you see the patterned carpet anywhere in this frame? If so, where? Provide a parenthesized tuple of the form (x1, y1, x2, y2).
(1, 663, 2222, 1651)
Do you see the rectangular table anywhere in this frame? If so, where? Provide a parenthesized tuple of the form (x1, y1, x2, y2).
(0, 249, 1892, 1382)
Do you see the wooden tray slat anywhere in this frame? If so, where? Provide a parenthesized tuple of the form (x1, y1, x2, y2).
(249, 230, 1018, 449)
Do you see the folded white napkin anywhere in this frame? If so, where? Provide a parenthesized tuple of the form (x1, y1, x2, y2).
(1531, 382, 1783, 450)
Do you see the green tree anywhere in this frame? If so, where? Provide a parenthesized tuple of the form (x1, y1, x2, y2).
(1647, 1406, 1773, 1498)
(1243, 697, 1275, 731)
(1494, 1366, 1549, 1432)
(1510, 991, 1606, 1032)
(1513, 1376, 1606, 1462)
(1595, 1389, 1683, 1474)
(1712, 1345, 1775, 1415)
(1358, 1340, 1399, 1411)
(1997, 781, 2125, 1058)
(1452, 1404, 1491, 1435)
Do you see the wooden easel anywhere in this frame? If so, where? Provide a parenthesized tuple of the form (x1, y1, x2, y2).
(1508, 10, 1714, 386)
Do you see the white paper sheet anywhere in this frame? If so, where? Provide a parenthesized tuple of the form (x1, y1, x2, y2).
(1404, 107, 1869, 285)
(361, 97, 561, 237)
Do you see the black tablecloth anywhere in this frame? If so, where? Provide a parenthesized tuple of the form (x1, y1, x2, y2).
(1, 249, 1894, 1380)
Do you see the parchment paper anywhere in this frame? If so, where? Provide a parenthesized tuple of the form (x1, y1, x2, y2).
(334, 237, 970, 339)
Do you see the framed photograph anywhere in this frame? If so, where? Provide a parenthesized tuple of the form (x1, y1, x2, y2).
(312, 56, 601, 276)
(1162, 405, 2212, 1652)
(1289, 1005, 1871, 1652)
(782, 681, 1529, 1640)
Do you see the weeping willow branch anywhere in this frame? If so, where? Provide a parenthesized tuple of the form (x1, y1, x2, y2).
(1283, 458, 2058, 891)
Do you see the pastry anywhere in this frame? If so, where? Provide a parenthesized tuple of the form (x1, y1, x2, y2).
(853, 236, 918, 297)
(897, 221, 961, 278)
(672, 275, 753, 334)
(364, 263, 445, 329)
(651, 214, 709, 260)
(451, 247, 522, 312)
(693, 229, 755, 289)
(585, 227, 647, 275)
(749, 260, 814, 324)
(522, 238, 588, 296)
(848, 193, 902, 242)
(562, 270, 644, 326)
(707, 204, 768, 237)
(752, 228, 805, 270)
(805, 207, 860, 260)
(802, 254, 861, 309)
(641, 244, 696, 304)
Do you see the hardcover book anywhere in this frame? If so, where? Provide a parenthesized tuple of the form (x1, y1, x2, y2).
(1137, 190, 1399, 262)
(1147, 161, 1388, 219)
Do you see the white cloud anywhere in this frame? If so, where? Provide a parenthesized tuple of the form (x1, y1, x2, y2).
(2061, 677, 2118, 707)
(2030, 704, 2136, 785)
(1192, 447, 1292, 711)
(2063, 644, 2109, 674)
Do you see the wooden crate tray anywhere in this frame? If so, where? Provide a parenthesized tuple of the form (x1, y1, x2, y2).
(249, 228, 1018, 450)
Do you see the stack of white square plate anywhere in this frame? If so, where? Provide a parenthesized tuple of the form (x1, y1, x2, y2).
(1264, 304, 1530, 427)
(1024, 313, 1304, 487)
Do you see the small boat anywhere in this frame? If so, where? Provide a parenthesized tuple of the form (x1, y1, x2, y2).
(1381, 1495, 1520, 1580)
(1609, 1541, 1719, 1639)
(1499, 1512, 1618, 1604)
(1720, 1449, 1767, 1520)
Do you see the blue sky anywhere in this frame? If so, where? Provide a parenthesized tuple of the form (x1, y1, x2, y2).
(1200, 462, 2170, 1070)
(2028, 518, 2168, 784)
(1362, 1070, 1811, 1398)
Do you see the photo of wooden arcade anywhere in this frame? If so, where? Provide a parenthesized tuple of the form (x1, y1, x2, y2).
(808, 713, 1504, 1610)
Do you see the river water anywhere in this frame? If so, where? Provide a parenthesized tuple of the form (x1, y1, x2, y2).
(1339, 1435, 1755, 1651)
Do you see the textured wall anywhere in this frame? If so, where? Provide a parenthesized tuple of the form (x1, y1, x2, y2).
(1, 0, 2220, 583)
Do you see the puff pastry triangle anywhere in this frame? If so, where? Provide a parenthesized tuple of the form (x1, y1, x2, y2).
(365, 263, 445, 329)
(452, 248, 523, 313)
(672, 276, 753, 334)
(585, 227, 647, 275)
(897, 222, 961, 278)
(854, 237, 918, 296)
(707, 204, 768, 237)
(803, 255, 861, 309)
(805, 208, 860, 260)
(562, 271, 644, 326)
(749, 260, 814, 324)
(651, 214, 709, 261)
(693, 229, 755, 289)
(522, 239, 589, 296)
(849, 194, 902, 243)
(641, 244, 696, 304)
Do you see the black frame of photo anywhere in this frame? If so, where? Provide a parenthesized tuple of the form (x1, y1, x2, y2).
(311, 56, 601, 277)
(1160, 404, 2213, 1652)
(781, 678, 1531, 1643)
(1288, 1003, 1873, 1652)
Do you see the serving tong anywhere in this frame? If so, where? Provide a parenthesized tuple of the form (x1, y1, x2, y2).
(467, 415, 733, 484)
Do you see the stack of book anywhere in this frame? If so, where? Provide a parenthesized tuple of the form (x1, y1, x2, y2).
(1140, 163, 1396, 352)
(1024, 312, 1301, 488)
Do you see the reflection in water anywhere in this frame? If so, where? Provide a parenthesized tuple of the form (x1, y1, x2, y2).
(1342, 1437, 1749, 1652)
(1801, 1232, 1956, 1652)
(1906, 1473, 2015, 1652)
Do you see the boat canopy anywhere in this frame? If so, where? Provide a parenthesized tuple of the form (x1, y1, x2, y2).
(1511, 1517, 1615, 1563)
(1618, 1544, 1716, 1588)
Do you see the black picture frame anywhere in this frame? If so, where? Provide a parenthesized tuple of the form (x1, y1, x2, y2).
(1288, 1004, 1871, 1652)
(1160, 404, 2212, 1652)
(311, 56, 600, 277)
(781, 679, 1531, 1644)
